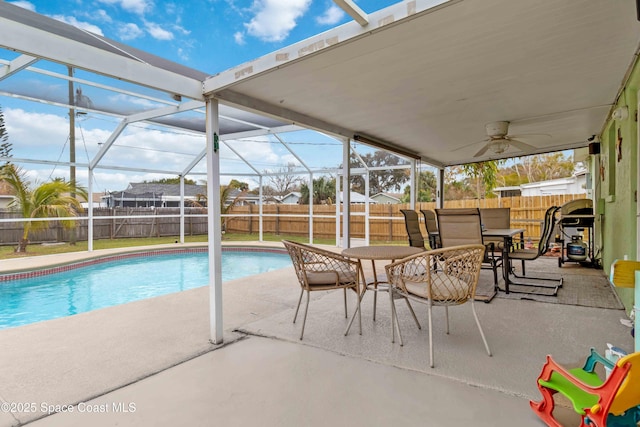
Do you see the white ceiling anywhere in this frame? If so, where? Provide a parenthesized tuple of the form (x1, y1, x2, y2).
(1, 1, 639, 170)
(205, 0, 640, 167)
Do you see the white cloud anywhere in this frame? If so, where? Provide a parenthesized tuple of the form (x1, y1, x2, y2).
(97, 0, 152, 16)
(4, 109, 69, 150)
(234, 31, 246, 45)
(172, 24, 191, 36)
(107, 94, 161, 109)
(8, 1, 36, 12)
(3, 108, 305, 192)
(316, 5, 344, 26)
(94, 9, 113, 23)
(117, 23, 144, 40)
(245, 0, 311, 42)
(177, 48, 189, 61)
(50, 15, 105, 36)
(145, 21, 174, 40)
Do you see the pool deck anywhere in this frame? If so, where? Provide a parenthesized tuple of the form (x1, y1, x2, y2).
(0, 241, 633, 426)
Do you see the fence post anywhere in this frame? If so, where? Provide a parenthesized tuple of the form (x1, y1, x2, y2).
(388, 204, 393, 241)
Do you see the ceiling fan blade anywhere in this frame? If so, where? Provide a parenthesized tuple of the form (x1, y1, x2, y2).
(509, 139, 536, 151)
(509, 133, 552, 139)
(474, 144, 490, 157)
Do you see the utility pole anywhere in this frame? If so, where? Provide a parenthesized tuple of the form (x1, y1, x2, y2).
(68, 66, 76, 245)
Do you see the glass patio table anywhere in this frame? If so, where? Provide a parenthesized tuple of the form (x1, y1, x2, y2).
(342, 245, 423, 339)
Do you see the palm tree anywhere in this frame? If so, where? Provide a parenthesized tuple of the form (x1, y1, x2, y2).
(299, 176, 335, 205)
(1, 164, 87, 252)
(194, 182, 249, 232)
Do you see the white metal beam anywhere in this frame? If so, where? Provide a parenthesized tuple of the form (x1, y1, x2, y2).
(214, 90, 354, 140)
(0, 54, 38, 81)
(0, 16, 203, 100)
(333, 0, 369, 26)
(90, 120, 128, 169)
(125, 100, 204, 123)
(221, 124, 301, 141)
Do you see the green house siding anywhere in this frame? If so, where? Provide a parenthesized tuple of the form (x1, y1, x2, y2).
(597, 58, 640, 312)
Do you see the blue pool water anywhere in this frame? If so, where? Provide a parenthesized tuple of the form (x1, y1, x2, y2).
(0, 250, 291, 330)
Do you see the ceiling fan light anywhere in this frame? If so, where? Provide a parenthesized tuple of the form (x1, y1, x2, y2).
(490, 139, 509, 154)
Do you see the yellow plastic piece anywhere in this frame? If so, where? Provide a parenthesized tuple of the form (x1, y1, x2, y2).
(610, 260, 640, 288)
(591, 403, 601, 414)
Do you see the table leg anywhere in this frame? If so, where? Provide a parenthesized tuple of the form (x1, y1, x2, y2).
(502, 236, 511, 294)
(344, 264, 366, 336)
(371, 260, 378, 321)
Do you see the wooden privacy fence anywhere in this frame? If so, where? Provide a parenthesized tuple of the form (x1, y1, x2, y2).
(0, 195, 584, 245)
(0, 207, 208, 246)
(225, 194, 586, 242)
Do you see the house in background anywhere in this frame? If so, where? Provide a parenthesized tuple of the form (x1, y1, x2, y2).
(279, 191, 301, 204)
(339, 191, 376, 204)
(0, 194, 13, 209)
(0, 181, 13, 208)
(370, 192, 403, 204)
(103, 183, 207, 208)
(81, 192, 107, 209)
(493, 170, 587, 198)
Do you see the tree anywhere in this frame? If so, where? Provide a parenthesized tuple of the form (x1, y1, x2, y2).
(348, 151, 409, 195)
(401, 170, 437, 203)
(0, 106, 11, 165)
(1, 164, 87, 252)
(265, 163, 302, 196)
(443, 166, 472, 200)
(299, 176, 336, 205)
(227, 179, 249, 191)
(220, 184, 248, 232)
(143, 176, 197, 185)
(497, 152, 576, 186)
(192, 179, 250, 232)
(461, 161, 500, 202)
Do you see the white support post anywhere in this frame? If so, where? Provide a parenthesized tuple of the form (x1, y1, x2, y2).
(335, 173, 340, 247)
(364, 170, 370, 246)
(179, 175, 185, 244)
(436, 168, 445, 208)
(410, 159, 417, 209)
(87, 167, 94, 252)
(258, 176, 264, 241)
(342, 138, 351, 248)
(206, 98, 223, 344)
(309, 172, 314, 244)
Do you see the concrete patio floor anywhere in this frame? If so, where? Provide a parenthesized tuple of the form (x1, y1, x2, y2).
(0, 242, 634, 426)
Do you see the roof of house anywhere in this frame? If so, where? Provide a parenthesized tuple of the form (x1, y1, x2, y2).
(115, 183, 207, 198)
(371, 192, 403, 202)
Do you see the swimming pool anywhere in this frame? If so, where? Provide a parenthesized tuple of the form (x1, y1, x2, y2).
(0, 247, 291, 330)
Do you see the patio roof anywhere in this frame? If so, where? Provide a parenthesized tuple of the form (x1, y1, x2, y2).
(204, 0, 640, 167)
(1, 1, 638, 170)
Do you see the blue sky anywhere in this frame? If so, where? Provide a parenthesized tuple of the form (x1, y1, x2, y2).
(2, 0, 407, 193)
(9, 0, 398, 75)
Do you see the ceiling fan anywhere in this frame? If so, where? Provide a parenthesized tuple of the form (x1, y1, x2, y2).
(468, 121, 547, 158)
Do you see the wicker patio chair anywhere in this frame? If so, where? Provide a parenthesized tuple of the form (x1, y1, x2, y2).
(385, 244, 492, 368)
(282, 240, 362, 340)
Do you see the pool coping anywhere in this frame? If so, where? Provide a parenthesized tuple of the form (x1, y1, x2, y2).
(0, 241, 288, 278)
